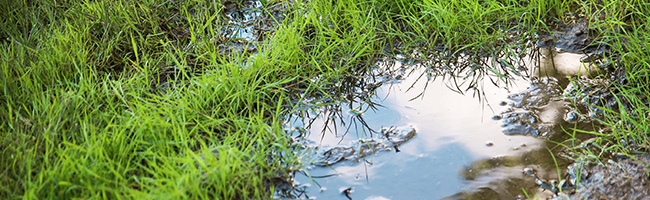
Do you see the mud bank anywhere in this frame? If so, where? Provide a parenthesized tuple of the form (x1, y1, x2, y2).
(556, 154, 650, 200)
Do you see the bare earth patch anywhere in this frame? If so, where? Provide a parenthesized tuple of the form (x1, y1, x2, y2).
(558, 154, 650, 199)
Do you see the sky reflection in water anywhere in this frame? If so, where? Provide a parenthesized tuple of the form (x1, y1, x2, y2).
(290, 66, 554, 199)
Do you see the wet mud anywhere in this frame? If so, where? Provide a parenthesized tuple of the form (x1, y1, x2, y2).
(556, 154, 650, 200)
(501, 19, 650, 200)
(496, 77, 563, 137)
(535, 19, 602, 54)
(313, 126, 416, 167)
(563, 77, 625, 123)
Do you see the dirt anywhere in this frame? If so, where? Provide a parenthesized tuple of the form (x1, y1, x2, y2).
(523, 18, 650, 200)
(554, 154, 650, 200)
(496, 77, 563, 137)
(312, 126, 416, 166)
(535, 19, 602, 54)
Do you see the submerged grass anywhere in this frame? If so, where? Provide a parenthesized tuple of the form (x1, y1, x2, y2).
(1, 0, 649, 198)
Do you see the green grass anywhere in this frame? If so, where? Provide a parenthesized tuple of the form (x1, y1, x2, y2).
(555, 0, 650, 165)
(0, 1, 304, 198)
(1, 0, 649, 199)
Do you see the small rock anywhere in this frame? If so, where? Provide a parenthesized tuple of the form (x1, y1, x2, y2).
(564, 111, 579, 122)
(523, 167, 535, 175)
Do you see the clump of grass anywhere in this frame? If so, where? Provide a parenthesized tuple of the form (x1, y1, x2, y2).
(558, 0, 650, 162)
(0, 0, 301, 199)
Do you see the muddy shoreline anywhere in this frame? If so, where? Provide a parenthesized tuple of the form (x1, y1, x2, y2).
(554, 154, 650, 200)
(538, 19, 650, 200)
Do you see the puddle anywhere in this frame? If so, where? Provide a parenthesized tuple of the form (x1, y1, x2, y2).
(282, 72, 539, 198)
(259, 13, 621, 200)
(277, 45, 609, 199)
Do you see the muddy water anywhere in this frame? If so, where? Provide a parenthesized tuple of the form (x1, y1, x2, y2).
(281, 49, 601, 199)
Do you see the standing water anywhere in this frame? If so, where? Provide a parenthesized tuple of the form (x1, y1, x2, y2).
(281, 48, 600, 199)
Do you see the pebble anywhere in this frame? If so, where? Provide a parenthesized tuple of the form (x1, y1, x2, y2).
(523, 167, 535, 175)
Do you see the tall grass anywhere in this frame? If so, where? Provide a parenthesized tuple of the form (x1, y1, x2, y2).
(0, 0, 301, 198)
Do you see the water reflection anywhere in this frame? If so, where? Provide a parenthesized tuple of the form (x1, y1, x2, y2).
(297, 142, 473, 200)
(535, 47, 600, 78)
(286, 64, 553, 199)
(281, 47, 601, 199)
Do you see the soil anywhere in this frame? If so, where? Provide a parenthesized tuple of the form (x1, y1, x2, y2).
(532, 19, 650, 200)
(497, 77, 563, 137)
(556, 154, 650, 200)
(312, 126, 417, 166)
